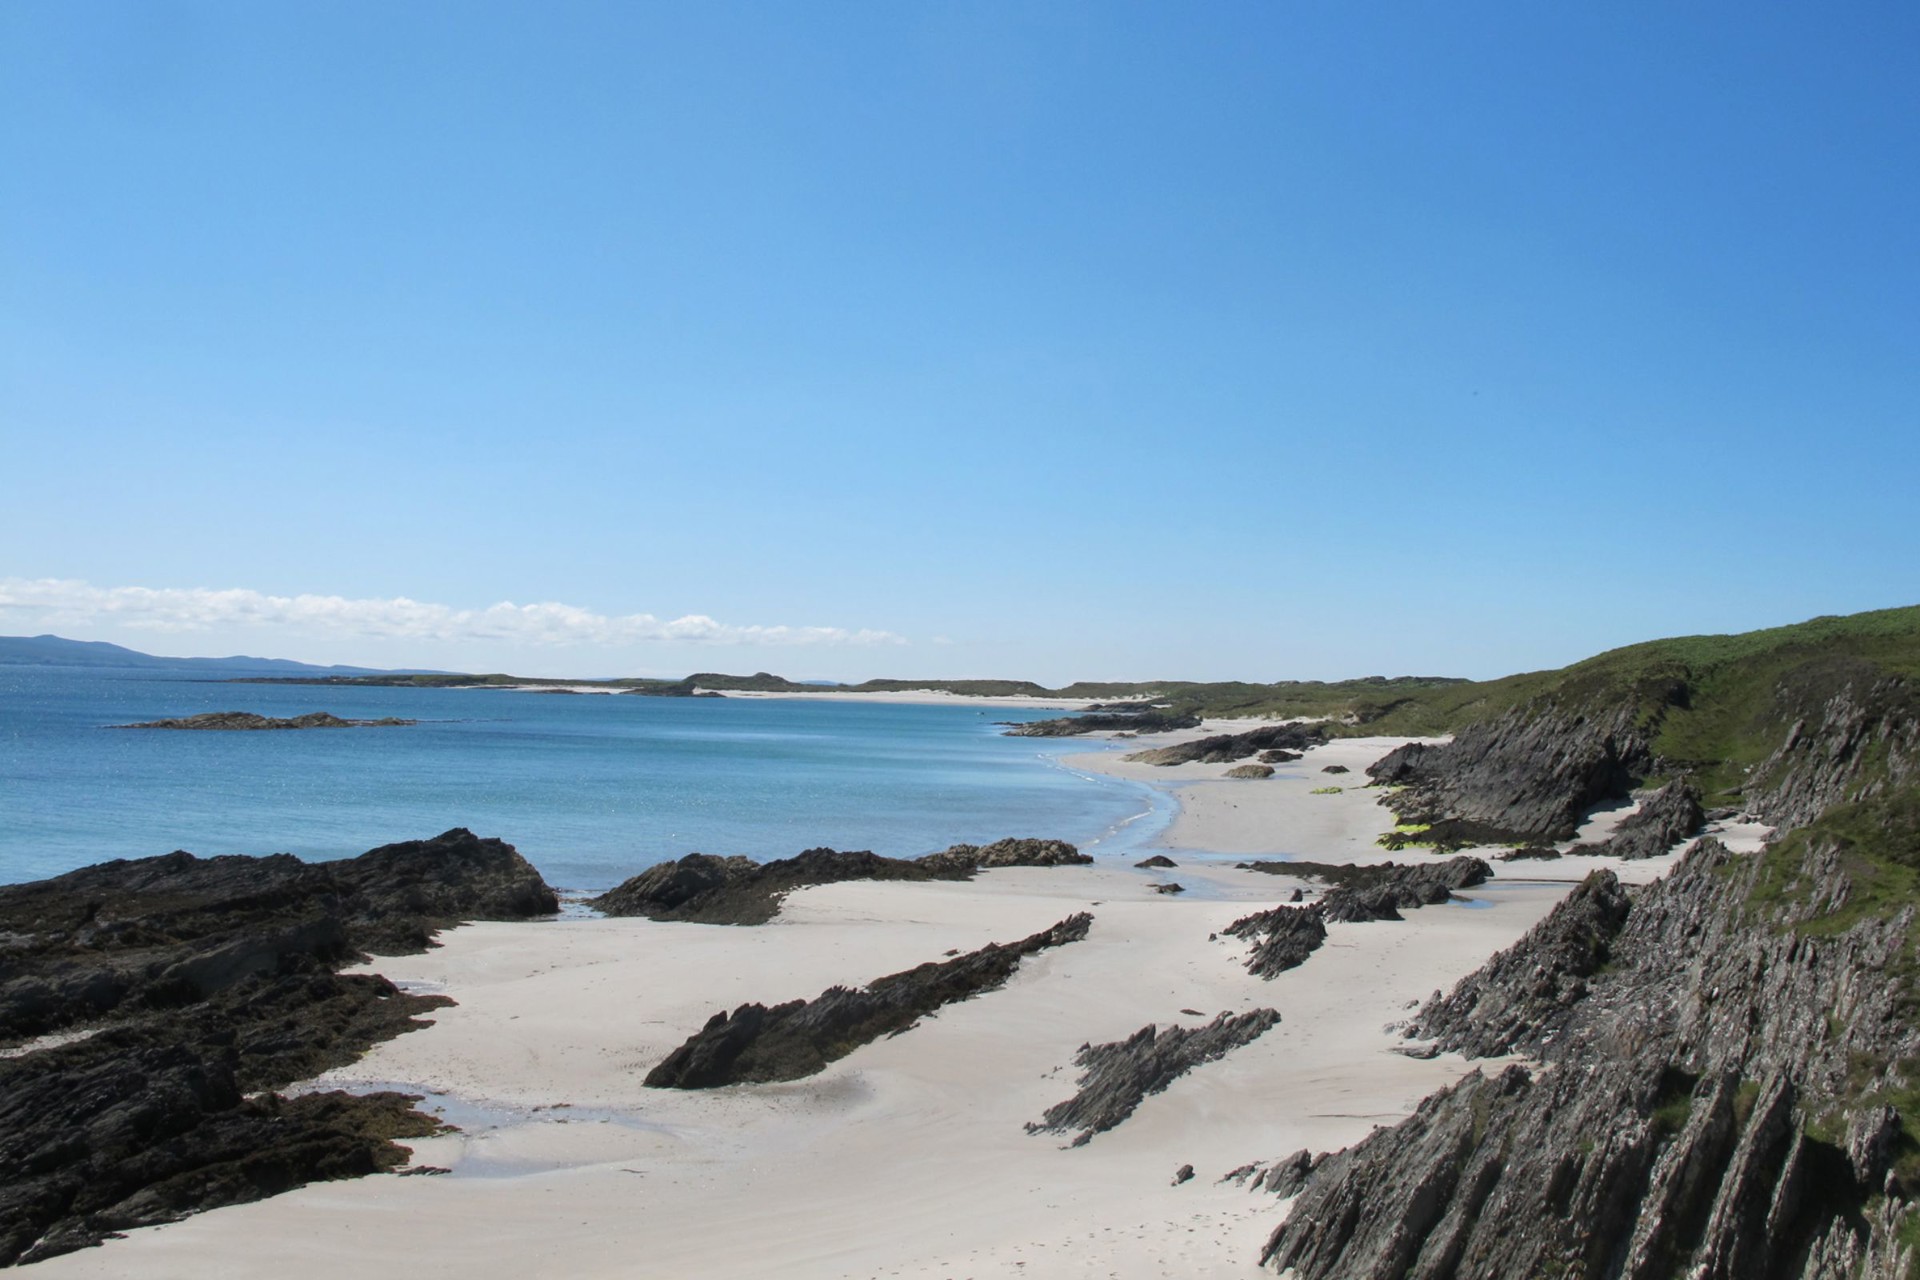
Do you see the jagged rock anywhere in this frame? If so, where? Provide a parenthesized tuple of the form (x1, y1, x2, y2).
(1152, 882, 1186, 895)
(1135, 855, 1179, 869)
(1259, 749, 1302, 764)
(645, 914, 1093, 1088)
(1367, 704, 1654, 842)
(114, 711, 415, 730)
(1224, 859, 1492, 978)
(1743, 663, 1920, 830)
(1288, 888, 1304, 903)
(0, 830, 553, 1265)
(1223, 905, 1327, 978)
(1256, 1149, 1319, 1198)
(594, 839, 1089, 925)
(1172, 1164, 1194, 1186)
(1224, 764, 1276, 779)
(1567, 779, 1706, 860)
(1500, 844, 1562, 860)
(1408, 869, 1632, 1059)
(1261, 827, 1920, 1278)
(1027, 1010, 1281, 1146)
(1125, 723, 1332, 767)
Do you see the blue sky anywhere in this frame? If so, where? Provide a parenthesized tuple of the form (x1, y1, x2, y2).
(3, 3, 1915, 681)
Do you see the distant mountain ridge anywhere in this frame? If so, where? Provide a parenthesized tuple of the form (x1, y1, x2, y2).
(0, 634, 437, 676)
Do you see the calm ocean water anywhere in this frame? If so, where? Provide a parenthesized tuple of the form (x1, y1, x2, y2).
(0, 666, 1170, 892)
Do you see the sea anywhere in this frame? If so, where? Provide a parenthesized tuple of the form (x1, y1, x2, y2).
(0, 665, 1172, 893)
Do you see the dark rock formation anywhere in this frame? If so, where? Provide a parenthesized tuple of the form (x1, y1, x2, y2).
(1125, 722, 1333, 767)
(1742, 663, 1920, 830)
(593, 839, 1090, 925)
(1221, 905, 1327, 978)
(1260, 749, 1303, 764)
(1172, 1164, 1195, 1186)
(1224, 763, 1276, 779)
(0, 830, 555, 1265)
(645, 913, 1093, 1088)
(115, 711, 415, 730)
(917, 838, 1090, 873)
(1002, 711, 1201, 737)
(1026, 1010, 1281, 1146)
(1405, 869, 1633, 1059)
(1135, 855, 1179, 869)
(1366, 704, 1654, 842)
(1320, 764, 1350, 774)
(1260, 832, 1920, 1277)
(1499, 844, 1562, 860)
(1152, 882, 1186, 895)
(1223, 859, 1491, 978)
(1566, 779, 1706, 860)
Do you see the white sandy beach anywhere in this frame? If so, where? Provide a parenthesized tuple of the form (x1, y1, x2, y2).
(34, 722, 1758, 1280)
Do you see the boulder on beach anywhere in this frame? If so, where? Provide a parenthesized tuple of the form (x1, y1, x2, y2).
(1224, 764, 1275, 779)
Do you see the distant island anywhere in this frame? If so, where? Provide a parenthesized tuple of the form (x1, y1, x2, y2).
(115, 711, 416, 731)
(0, 633, 444, 677)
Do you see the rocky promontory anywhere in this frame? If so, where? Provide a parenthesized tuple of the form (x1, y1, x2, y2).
(0, 829, 558, 1265)
(591, 838, 1090, 925)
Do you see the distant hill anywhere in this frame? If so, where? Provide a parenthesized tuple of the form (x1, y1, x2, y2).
(0, 634, 438, 676)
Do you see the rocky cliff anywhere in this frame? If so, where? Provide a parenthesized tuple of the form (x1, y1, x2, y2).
(1259, 651, 1920, 1278)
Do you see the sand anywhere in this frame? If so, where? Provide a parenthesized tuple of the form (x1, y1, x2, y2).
(34, 722, 1745, 1279)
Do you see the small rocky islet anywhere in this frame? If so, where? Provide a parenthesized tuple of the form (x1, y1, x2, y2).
(114, 711, 415, 730)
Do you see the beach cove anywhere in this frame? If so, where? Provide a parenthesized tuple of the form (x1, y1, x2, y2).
(25, 715, 1755, 1280)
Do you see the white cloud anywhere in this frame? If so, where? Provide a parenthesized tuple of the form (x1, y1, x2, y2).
(0, 578, 906, 648)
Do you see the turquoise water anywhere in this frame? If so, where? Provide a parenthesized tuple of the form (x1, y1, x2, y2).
(0, 666, 1169, 892)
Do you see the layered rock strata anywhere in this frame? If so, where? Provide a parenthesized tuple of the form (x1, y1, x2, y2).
(1367, 705, 1653, 842)
(1259, 827, 1920, 1278)
(1027, 1010, 1282, 1147)
(645, 913, 1093, 1088)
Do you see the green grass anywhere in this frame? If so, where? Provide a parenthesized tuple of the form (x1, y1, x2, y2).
(1310, 785, 1344, 795)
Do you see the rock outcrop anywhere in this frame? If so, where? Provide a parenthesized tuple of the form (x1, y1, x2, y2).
(1567, 779, 1706, 860)
(645, 914, 1093, 1088)
(1260, 823, 1920, 1278)
(1222, 858, 1491, 978)
(593, 839, 1089, 925)
(115, 711, 415, 730)
(1224, 763, 1275, 779)
(1125, 722, 1332, 767)
(1367, 704, 1654, 842)
(0, 830, 557, 1266)
(1026, 1010, 1281, 1146)
(1002, 711, 1201, 737)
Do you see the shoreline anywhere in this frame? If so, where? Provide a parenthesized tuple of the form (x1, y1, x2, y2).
(29, 722, 1739, 1279)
